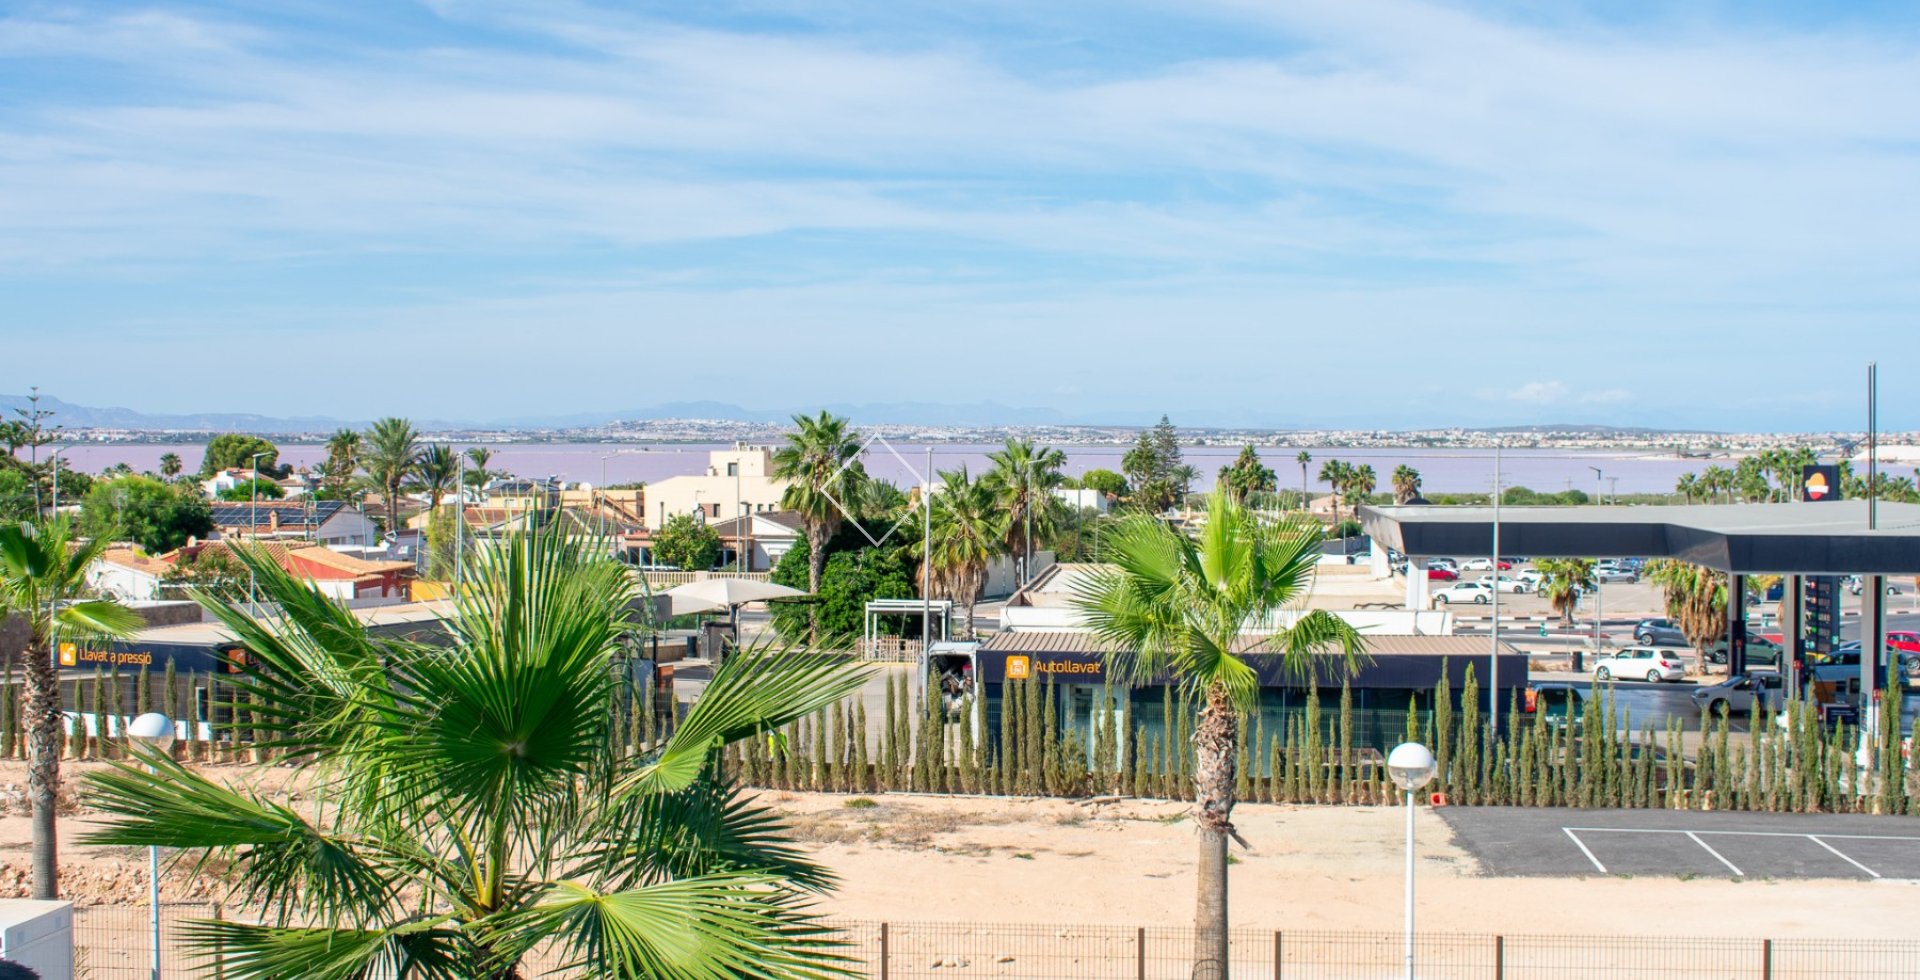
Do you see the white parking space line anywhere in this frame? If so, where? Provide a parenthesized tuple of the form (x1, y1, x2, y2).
(1686, 832, 1745, 876)
(1563, 828, 1608, 873)
(1809, 836, 1881, 878)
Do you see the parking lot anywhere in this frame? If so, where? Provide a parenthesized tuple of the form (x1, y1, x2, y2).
(1440, 806, 1920, 881)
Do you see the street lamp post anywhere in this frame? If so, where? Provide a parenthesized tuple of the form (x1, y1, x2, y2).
(248, 452, 270, 617)
(128, 712, 175, 980)
(1387, 742, 1439, 980)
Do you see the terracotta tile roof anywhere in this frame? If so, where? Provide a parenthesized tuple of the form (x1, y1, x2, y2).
(289, 547, 413, 576)
(95, 548, 170, 576)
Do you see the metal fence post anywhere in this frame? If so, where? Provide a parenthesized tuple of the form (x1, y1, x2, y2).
(1273, 930, 1283, 980)
(878, 922, 889, 980)
(1137, 927, 1146, 980)
(1495, 935, 1504, 980)
(211, 903, 224, 980)
(1763, 939, 1773, 980)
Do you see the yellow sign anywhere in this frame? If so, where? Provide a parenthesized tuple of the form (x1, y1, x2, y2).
(1006, 655, 1031, 680)
(57, 643, 76, 667)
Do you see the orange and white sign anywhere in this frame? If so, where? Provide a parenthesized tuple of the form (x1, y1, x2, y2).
(1005, 655, 1031, 680)
(57, 643, 76, 667)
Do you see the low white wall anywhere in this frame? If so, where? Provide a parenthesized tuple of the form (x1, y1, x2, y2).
(0, 899, 73, 979)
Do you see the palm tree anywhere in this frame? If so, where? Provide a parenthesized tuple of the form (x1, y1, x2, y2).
(920, 467, 1006, 637)
(1295, 450, 1312, 511)
(319, 428, 362, 498)
(1675, 472, 1699, 504)
(0, 518, 142, 899)
(415, 443, 459, 512)
(1071, 494, 1365, 979)
(464, 446, 498, 489)
(158, 453, 183, 480)
(1216, 445, 1276, 506)
(361, 417, 420, 540)
(1390, 464, 1422, 505)
(84, 529, 866, 978)
(985, 438, 1066, 577)
(1343, 464, 1377, 521)
(1647, 559, 1728, 657)
(771, 412, 866, 635)
(1535, 558, 1596, 626)
(1316, 459, 1350, 524)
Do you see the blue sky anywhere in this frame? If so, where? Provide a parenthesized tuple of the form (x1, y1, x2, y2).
(5, 0, 1920, 430)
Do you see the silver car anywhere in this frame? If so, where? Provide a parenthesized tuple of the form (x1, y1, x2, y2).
(1690, 672, 1786, 716)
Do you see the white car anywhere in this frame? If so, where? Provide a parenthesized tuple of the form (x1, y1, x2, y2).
(1592, 646, 1689, 683)
(1516, 568, 1545, 586)
(1427, 557, 1459, 571)
(1433, 581, 1495, 605)
(1480, 575, 1532, 594)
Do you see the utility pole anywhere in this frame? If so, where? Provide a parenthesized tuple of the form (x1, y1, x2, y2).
(1490, 444, 1501, 724)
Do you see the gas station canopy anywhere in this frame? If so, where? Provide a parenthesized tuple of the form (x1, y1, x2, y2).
(1360, 500, 1920, 576)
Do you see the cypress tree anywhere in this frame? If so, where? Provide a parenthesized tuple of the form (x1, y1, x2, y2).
(853, 700, 872, 793)
(958, 697, 977, 793)
(1, 654, 15, 759)
(1235, 720, 1251, 803)
(1040, 676, 1059, 795)
(89, 667, 108, 760)
(1432, 662, 1452, 797)
(1458, 667, 1480, 804)
(134, 665, 151, 717)
(1266, 729, 1282, 804)
(811, 708, 829, 791)
(1338, 681, 1354, 804)
(1025, 679, 1045, 795)
(1878, 669, 1905, 815)
(1304, 683, 1324, 803)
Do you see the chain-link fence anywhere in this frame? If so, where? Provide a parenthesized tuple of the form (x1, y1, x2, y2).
(68, 906, 1920, 979)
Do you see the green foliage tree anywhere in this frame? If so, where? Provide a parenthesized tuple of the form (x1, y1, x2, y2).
(158, 546, 249, 605)
(315, 429, 361, 500)
(158, 453, 183, 480)
(84, 529, 866, 977)
(1217, 445, 1276, 504)
(768, 538, 915, 643)
(653, 513, 723, 571)
(1070, 493, 1365, 979)
(214, 478, 285, 502)
(0, 517, 142, 899)
(0, 470, 34, 524)
(79, 477, 214, 554)
(463, 446, 502, 488)
(1121, 416, 1188, 513)
(1501, 486, 1590, 506)
(1316, 459, 1351, 524)
(198, 434, 281, 479)
(1646, 560, 1728, 656)
(1078, 468, 1128, 501)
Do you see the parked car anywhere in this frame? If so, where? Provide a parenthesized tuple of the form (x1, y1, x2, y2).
(1516, 568, 1546, 586)
(1460, 557, 1513, 571)
(1634, 618, 1687, 646)
(1691, 672, 1786, 716)
(1592, 646, 1690, 683)
(1524, 681, 1587, 732)
(1886, 632, 1920, 659)
(1807, 645, 1920, 679)
(1702, 633, 1784, 668)
(1427, 558, 1458, 572)
(1593, 564, 1638, 584)
(1844, 575, 1904, 596)
(1479, 574, 1532, 594)
(1433, 581, 1495, 605)
(1426, 566, 1459, 581)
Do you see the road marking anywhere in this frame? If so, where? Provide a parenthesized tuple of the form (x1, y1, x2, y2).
(1809, 836, 1881, 878)
(1686, 832, 1744, 876)
(1563, 828, 1608, 874)
(1564, 827, 1920, 842)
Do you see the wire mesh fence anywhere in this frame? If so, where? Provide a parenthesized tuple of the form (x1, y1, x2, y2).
(65, 906, 1920, 979)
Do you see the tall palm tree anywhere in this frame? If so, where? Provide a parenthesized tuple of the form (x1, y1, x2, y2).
(1535, 558, 1597, 626)
(771, 413, 866, 635)
(1216, 445, 1276, 506)
(1646, 559, 1728, 657)
(415, 443, 459, 512)
(361, 417, 420, 540)
(1390, 464, 1421, 505)
(920, 467, 1006, 637)
(1343, 464, 1377, 521)
(1316, 459, 1349, 524)
(158, 452, 183, 480)
(985, 438, 1066, 577)
(464, 446, 498, 489)
(1071, 494, 1364, 979)
(0, 517, 142, 899)
(320, 428, 362, 498)
(84, 529, 866, 978)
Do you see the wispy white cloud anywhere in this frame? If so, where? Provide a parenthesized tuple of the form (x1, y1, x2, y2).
(3, 0, 1919, 425)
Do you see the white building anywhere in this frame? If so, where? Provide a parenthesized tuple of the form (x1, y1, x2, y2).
(1053, 487, 1113, 514)
(644, 444, 789, 530)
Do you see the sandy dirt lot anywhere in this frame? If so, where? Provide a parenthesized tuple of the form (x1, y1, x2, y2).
(0, 760, 1907, 941)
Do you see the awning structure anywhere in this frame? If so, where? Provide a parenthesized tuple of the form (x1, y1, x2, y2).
(1360, 500, 1920, 576)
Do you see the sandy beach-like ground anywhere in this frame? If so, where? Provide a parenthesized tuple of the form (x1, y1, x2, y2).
(0, 760, 1906, 941)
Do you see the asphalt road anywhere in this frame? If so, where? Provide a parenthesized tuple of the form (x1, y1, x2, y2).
(1440, 807, 1920, 880)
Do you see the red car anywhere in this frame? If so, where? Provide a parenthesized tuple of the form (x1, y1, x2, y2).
(1887, 632, 1920, 656)
(1427, 566, 1458, 581)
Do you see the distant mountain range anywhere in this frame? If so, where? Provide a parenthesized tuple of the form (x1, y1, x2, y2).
(0, 392, 1719, 436)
